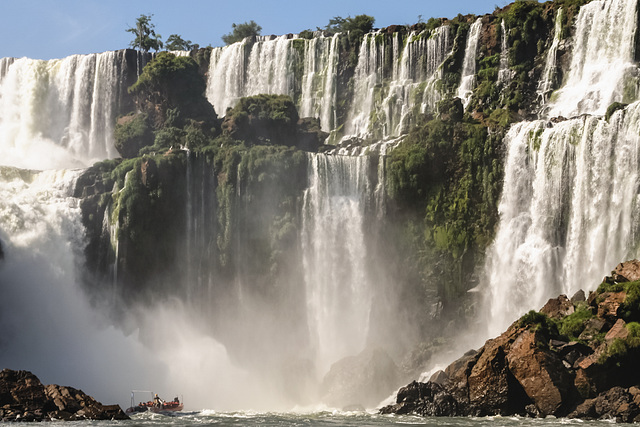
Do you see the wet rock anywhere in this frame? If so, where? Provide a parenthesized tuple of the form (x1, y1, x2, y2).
(569, 387, 640, 422)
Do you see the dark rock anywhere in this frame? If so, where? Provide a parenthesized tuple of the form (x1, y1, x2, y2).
(380, 381, 460, 416)
(296, 117, 328, 151)
(578, 317, 606, 342)
(570, 387, 640, 422)
(429, 370, 449, 386)
(0, 369, 128, 421)
(571, 289, 586, 304)
(140, 157, 159, 189)
(506, 330, 575, 416)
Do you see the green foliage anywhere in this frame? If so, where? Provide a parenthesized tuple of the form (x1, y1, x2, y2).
(500, 1, 544, 71)
(222, 20, 262, 45)
(558, 304, 593, 340)
(518, 310, 560, 338)
(223, 94, 299, 146)
(129, 52, 217, 129)
(605, 102, 628, 122)
(165, 34, 198, 51)
(599, 321, 640, 365)
(114, 113, 153, 158)
(595, 280, 640, 322)
(385, 114, 505, 305)
(320, 14, 375, 43)
(299, 30, 315, 39)
(126, 14, 163, 52)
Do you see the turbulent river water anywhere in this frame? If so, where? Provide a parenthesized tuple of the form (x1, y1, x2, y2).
(40, 411, 621, 426)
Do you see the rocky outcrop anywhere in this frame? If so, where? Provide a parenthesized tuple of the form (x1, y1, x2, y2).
(0, 369, 128, 422)
(381, 261, 640, 422)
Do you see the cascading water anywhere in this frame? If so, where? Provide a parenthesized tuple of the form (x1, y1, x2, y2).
(497, 20, 511, 85)
(345, 27, 452, 139)
(0, 50, 133, 170)
(0, 166, 169, 408)
(546, 0, 639, 117)
(457, 18, 482, 109)
(537, 9, 563, 103)
(484, 102, 640, 335)
(206, 35, 340, 132)
(301, 153, 375, 374)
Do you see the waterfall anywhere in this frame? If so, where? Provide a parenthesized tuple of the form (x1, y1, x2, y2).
(484, 102, 640, 335)
(301, 152, 377, 373)
(299, 35, 340, 131)
(497, 20, 511, 84)
(457, 18, 483, 108)
(546, 0, 639, 117)
(537, 9, 563, 105)
(206, 29, 452, 140)
(345, 27, 453, 139)
(206, 35, 339, 131)
(0, 51, 131, 170)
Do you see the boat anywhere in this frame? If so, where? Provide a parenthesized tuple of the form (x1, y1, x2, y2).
(126, 390, 183, 414)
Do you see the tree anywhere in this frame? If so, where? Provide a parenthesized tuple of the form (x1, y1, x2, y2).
(222, 20, 262, 45)
(320, 14, 375, 36)
(126, 14, 163, 52)
(165, 34, 198, 51)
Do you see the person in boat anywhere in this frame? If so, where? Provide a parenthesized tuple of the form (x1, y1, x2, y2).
(153, 394, 164, 408)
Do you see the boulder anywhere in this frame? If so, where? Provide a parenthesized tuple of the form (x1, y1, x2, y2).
(612, 260, 640, 282)
(506, 330, 575, 416)
(605, 319, 629, 343)
(571, 289, 586, 304)
(597, 291, 627, 323)
(379, 381, 460, 416)
(569, 387, 640, 422)
(540, 294, 574, 319)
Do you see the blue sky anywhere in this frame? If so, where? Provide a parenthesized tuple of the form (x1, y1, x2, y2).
(1, 0, 513, 60)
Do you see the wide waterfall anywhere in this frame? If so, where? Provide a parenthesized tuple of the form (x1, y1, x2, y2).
(207, 28, 452, 139)
(5, 0, 640, 414)
(484, 103, 640, 334)
(0, 50, 137, 170)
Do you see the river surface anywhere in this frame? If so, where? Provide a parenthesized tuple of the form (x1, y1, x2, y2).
(38, 411, 618, 426)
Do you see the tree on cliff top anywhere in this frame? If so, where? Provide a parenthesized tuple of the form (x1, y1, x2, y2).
(222, 20, 262, 45)
(165, 34, 198, 51)
(127, 14, 163, 52)
(320, 14, 375, 36)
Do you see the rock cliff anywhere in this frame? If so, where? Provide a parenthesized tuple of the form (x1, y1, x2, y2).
(0, 369, 128, 422)
(381, 260, 640, 422)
